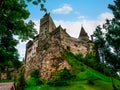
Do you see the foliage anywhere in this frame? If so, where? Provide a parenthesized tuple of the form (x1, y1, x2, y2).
(0, 0, 46, 74)
(59, 68, 75, 80)
(30, 69, 40, 78)
(26, 0, 47, 12)
(26, 69, 43, 87)
(92, 0, 120, 75)
(16, 72, 26, 90)
(75, 53, 83, 61)
(24, 51, 120, 90)
(24, 49, 120, 89)
(26, 77, 42, 86)
(83, 53, 102, 71)
(88, 79, 94, 85)
(62, 50, 84, 70)
(48, 68, 75, 86)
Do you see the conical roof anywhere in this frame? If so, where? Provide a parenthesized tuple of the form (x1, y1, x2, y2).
(78, 26, 88, 38)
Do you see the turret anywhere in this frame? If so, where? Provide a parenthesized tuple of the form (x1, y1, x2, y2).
(78, 26, 89, 41)
(39, 13, 56, 34)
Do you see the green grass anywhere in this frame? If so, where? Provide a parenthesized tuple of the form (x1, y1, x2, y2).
(25, 51, 120, 90)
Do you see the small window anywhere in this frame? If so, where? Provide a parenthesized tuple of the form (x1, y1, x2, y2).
(66, 46, 70, 51)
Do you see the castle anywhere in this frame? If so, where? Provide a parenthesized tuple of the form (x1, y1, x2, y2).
(25, 13, 93, 80)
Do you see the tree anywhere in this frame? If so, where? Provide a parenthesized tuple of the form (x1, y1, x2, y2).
(104, 0, 120, 71)
(93, 25, 106, 64)
(0, 0, 46, 79)
(93, 0, 120, 75)
(93, 1, 120, 89)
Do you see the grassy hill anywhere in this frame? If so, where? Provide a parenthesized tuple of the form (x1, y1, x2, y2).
(25, 51, 120, 90)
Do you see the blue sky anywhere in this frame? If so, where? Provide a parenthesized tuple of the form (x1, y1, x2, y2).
(17, 0, 114, 61)
(27, 0, 113, 20)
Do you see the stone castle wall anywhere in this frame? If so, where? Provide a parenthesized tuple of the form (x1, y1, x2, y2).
(25, 13, 93, 80)
(25, 28, 71, 79)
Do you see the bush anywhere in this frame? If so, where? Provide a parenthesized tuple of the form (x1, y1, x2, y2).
(30, 69, 40, 78)
(16, 72, 26, 90)
(48, 68, 75, 86)
(75, 53, 83, 61)
(88, 79, 94, 85)
(26, 69, 43, 87)
(26, 77, 43, 86)
(80, 66, 85, 72)
(60, 68, 73, 80)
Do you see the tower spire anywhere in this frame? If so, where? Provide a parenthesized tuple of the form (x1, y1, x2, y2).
(78, 25, 89, 39)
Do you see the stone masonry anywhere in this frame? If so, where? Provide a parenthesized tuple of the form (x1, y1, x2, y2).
(25, 13, 93, 80)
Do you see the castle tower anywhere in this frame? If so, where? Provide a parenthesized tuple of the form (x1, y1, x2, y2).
(39, 13, 56, 40)
(78, 26, 89, 41)
(25, 14, 93, 79)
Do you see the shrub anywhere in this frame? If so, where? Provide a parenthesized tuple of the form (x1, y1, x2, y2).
(16, 72, 26, 90)
(80, 66, 85, 72)
(30, 69, 40, 78)
(59, 68, 73, 80)
(88, 79, 94, 85)
(26, 69, 43, 86)
(26, 77, 43, 86)
(75, 53, 83, 61)
(48, 68, 75, 86)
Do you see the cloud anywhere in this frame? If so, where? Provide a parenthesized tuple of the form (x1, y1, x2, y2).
(54, 12, 113, 38)
(52, 4, 73, 14)
(34, 20, 40, 33)
(54, 20, 96, 38)
(16, 41, 26, 61)
(78, 16, 87, 19)
(98, 12, 113, 20)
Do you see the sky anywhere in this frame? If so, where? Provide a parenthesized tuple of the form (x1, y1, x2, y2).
(16, 0, 114, 61)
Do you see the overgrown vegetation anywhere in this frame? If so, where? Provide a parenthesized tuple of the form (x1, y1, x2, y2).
(48, 68, 75, 86)
(15, 67, 26, 90)
(23, 50, 120, 90)
(92, 0, 120, 77)
(25, 70, 44, 89)
(0, 0, 46, 80)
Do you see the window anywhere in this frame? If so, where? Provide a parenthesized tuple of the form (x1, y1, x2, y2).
(66, 46, 70, 51)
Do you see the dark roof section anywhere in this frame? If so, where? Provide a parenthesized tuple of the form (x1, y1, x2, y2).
(79, 26, 88, 38)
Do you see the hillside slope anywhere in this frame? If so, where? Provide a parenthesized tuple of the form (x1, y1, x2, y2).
(25, 51, 120, 90)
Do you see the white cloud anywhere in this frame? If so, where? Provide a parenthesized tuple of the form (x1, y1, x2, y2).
(54, 20, 96, 38)
(98, 12, 113, 21)
(54, 12, 113, 38)
(78, 16, 87, 19)
(16, 41, 26, 61)
(34, 20, 40, 33)
(52, 4, 73, 14)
